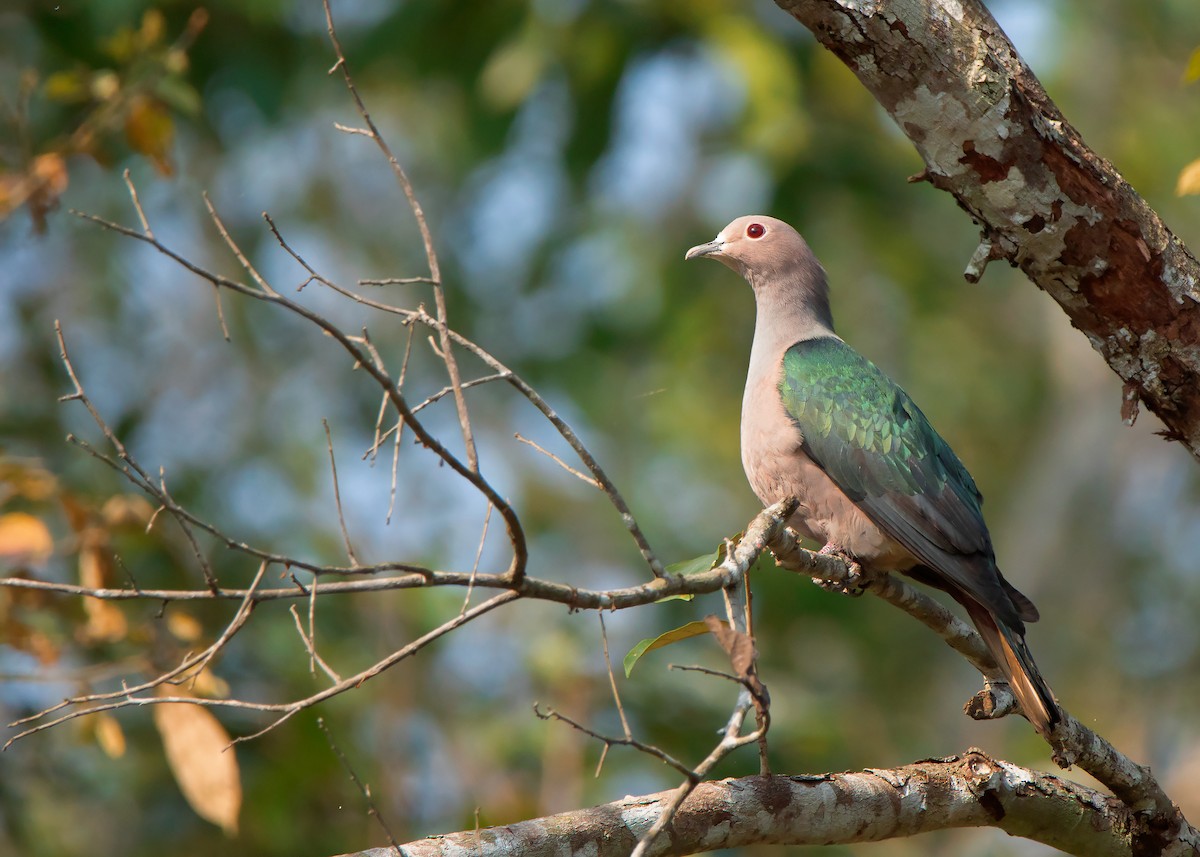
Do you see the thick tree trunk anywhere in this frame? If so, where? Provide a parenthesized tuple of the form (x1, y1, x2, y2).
(776, 0, 1200, 460)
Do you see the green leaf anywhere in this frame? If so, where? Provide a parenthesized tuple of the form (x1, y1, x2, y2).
(155, 77, 203, 117)
(665, 549, 720, 577)
(623, 620, 721, 677)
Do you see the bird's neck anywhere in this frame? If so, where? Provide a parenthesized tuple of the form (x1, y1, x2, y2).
(746, 266, 837, 380)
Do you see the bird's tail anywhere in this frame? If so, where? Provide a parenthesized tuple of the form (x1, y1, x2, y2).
(964, 601, 1060, 738)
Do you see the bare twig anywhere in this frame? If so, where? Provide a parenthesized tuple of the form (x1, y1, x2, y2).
(289, 604, 342, 683)
(317, 718, 401, 855)
(323, 419, 360, 566)
(413, 307, 666, 580)
(70, 183, 529, 583)
(533, 703, 693, 779)
(322, 0, 478, 474)
(515, 433, 602, 488)
(597, 613, 631, 740)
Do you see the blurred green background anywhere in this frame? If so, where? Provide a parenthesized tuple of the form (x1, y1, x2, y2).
(2, 1, 1199, 855)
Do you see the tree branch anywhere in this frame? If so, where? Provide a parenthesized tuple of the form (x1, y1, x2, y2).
(777, 0, 1200, 458)
(330, 750, 1137, 857)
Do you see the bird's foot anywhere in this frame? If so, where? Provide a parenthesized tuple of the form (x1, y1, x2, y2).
(811, 543, 867, 597)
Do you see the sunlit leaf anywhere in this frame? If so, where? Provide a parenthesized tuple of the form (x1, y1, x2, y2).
(79, 543, 127, 643)
(479, 26, 546, 111)
(94, 714, 127, 759)
(624, 619, 727, 677)
(124, 95, 175, 176)
(155, 76, 202, 117)
(1184, 47, 1200, 83)
(189, 667, 231, 700)
(100, 494, 155, 529)
(44, 70, 89, 103)
(139, 9, 166, 49)
(0, 512, 53, 563)
(89, 69, 120, 101)
(0, 458, 58, 502)
(166, 610, 204, 643)
(153, 689, 241, 836)
(1177, 157, 1200, 196)
(3, 619, 60, 665)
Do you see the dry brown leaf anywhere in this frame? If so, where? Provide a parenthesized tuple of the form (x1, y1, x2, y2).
(100, 494, 156, 529)
(4, 620, 60, 665)
(81, 597, 128, 643)
(153, 688, 241, 836)
(0, 512, 54, 563)
(189, 665, 231, 700)
(0, 458, 58, 502)
(79, 544, 127, 643)
(166, 610, 204, 643)
(124, 95, 175, 176)
(94, 713, 127, 759)
(1177, 157, 1200, 196)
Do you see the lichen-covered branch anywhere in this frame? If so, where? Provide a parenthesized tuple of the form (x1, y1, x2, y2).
(777, 0, 1200, 459)
(332, 750, 1135, 857)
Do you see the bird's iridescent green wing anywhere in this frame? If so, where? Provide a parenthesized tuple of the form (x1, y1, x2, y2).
(778, 337, 1024, 626)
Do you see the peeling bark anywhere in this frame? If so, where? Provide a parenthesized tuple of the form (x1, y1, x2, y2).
(335, 751, 1137, 857)
(776, 0, 1200, 459)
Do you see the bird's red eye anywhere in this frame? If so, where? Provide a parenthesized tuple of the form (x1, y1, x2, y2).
(746, 223, 765, 239)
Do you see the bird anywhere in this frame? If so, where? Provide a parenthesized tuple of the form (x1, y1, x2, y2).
(685, 214, 1060, 738)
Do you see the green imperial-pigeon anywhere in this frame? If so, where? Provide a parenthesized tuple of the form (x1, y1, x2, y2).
(685, 215, 1060, 737)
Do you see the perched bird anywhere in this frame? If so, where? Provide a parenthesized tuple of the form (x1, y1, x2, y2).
(685, 215, 1060, 737)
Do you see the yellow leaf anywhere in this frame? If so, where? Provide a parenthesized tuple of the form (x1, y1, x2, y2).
(0, 512, 53, 563)
(100, 494, 155, 529)
(139, 9, 166, 49)
(124, 95, 175, 176)
(43, 70, 89, 103)
(0, 458, 58, 501)
(153, 689, 241, 836)
(79, 544, 127, 643)
(189, 666, 230, 700)
(1185, 47, 1200, 83)
(94, 714, 127, 759)
(1177, 157, 1200, 196)
(166, 610, 204, 643)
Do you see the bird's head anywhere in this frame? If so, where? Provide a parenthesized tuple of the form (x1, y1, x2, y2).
(684, 215, 814, 281)
(685, 214, 833, 330)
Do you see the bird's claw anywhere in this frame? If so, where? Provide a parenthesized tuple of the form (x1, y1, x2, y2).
(812, 544, 867, 597)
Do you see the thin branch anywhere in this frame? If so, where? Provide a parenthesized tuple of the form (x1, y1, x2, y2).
(289, 604, 341, 683)
(359, 276, 437, 286)
(0, 500, 798, 609)
(515, 433, 601, 488)
(412, 307, 666, 580)
(533, 704, 693, 780)
(9, 590, 519, 747)
(317, 718, 402, 855)
(597, 613, 631, 740)
(6, 560, 269, 746)
(70, 187, 529, 584)
(323, 419, 360, 566)
(322, 0, 478, 474)
(767, 525, 1193, 846)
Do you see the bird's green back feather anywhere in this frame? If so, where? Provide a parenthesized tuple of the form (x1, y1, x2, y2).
(779, 336, 985, 536)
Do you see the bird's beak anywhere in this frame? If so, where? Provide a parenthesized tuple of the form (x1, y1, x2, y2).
(685, 237, 725, 261)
